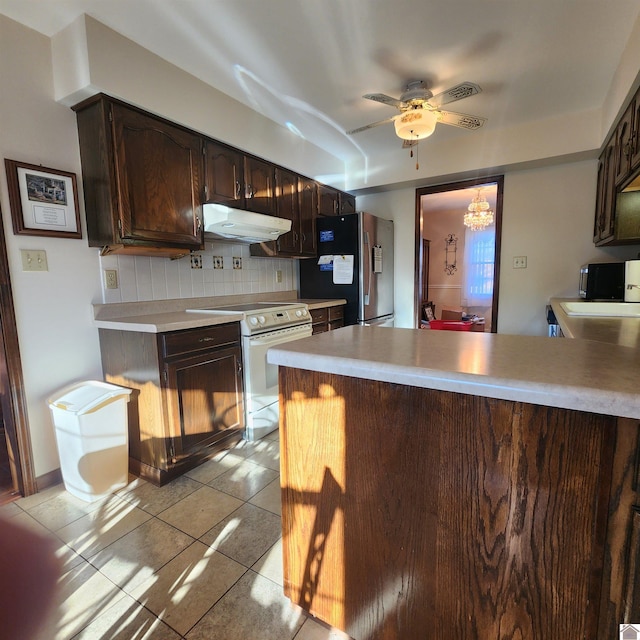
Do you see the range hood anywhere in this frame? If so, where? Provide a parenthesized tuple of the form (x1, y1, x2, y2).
(202, 203, 291, 243)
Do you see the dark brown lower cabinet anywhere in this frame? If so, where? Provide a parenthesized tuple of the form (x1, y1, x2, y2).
(99, 323, 244, 485)
(279, 368, 640, 639)
(309, 305, 345, 334)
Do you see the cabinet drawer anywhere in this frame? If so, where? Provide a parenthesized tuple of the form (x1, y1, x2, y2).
(328, 306, 344, 321)
(310, 308, 328, 324)
(161, 323, 240, 358)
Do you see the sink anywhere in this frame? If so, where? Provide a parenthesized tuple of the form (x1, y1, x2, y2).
(560, 301, 640, 317)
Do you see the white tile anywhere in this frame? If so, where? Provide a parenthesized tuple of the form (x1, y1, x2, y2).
(150, 258, 169, 300)
(134, 257, 153, 301)
(164, 261, 181, 299)
(118, 255, 139, 302)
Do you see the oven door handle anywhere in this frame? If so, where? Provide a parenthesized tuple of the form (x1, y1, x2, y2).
(248, 327, 312, 347)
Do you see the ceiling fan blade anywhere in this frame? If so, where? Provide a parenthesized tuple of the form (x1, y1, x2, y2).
(363, 93, 405, 109)
(428, 82, 481, 108)
(346, 117, 395, 135)
(437, 110, 487, 130)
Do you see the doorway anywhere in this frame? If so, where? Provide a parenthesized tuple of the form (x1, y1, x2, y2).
(0, 205, 35, 502)
(415, 176, 503, 331)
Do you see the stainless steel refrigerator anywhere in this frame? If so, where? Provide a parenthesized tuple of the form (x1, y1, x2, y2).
(299, 212, 394, 326)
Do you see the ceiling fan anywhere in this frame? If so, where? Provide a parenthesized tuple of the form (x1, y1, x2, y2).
(346, 80, 486, 146)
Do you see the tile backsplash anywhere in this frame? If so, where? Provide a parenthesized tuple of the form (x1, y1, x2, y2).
(99, 240, 298, 304)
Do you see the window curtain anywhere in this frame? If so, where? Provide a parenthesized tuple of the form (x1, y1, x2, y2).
(463, 228, 494, 306)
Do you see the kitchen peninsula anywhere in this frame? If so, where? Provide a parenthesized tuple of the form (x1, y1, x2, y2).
(268, 325, 640, 639)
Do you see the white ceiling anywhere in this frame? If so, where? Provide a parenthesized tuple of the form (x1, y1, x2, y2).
(2, 0, 640, 171)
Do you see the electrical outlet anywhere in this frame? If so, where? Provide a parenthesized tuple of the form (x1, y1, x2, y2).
(190, 254, 202, 269)
(233, 257, 242, 270)
(513, 256, 527, 269)
(275, 269, 283, 283)
(20, 249, 48, 272)
(213, 256, 224, 269)
(104, 269, 118, 289)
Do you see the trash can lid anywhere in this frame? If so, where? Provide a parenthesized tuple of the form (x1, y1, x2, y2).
(48, 381, 132, 414)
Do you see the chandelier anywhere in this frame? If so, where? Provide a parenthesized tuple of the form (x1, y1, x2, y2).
(463, 189, 494, 230)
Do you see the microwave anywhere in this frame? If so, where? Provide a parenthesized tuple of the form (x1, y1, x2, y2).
(579, 262, 625, 300)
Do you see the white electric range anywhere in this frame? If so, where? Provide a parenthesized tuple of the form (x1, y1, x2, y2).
(188, 302, 312, 440)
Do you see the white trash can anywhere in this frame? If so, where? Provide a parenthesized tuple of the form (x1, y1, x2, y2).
(48, 381, 132, 502)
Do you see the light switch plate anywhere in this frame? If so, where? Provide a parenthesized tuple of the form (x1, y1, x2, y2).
(20, 249, 48, 271)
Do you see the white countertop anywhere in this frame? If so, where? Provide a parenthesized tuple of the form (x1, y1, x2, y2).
(550, 297, 640, 348)
(92, 294, 346, 333)
(267, 325, 640, 419)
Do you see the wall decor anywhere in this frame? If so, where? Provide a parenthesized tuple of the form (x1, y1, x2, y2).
(4, 159, 81, 238)
(444, 234, 457, 275)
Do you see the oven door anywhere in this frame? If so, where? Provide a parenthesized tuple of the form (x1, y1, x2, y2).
(242, 324, 312, 415)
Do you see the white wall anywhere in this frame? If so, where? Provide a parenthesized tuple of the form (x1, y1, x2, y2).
(0, 16, 104, 476)
(359, 159, 640, 334)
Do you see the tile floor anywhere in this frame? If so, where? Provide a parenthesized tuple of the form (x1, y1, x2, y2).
(0, 432, 350, 640)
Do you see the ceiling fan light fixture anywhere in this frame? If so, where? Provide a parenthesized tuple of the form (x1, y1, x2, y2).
(394, 109, 438, 140)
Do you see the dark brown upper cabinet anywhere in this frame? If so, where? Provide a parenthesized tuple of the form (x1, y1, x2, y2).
(298, 176, 318, 255)
(273, 168, 299, 255)
(74, 93, 354, 257)
(250, 170, 317, 258)
(74, 94, 204, 256)
(594, 138, 617, 245)
(318, 184, 357, 217)
(594, 85, 640, 246)
(318, 184, 340, 216)
(204, 140, 275, 215)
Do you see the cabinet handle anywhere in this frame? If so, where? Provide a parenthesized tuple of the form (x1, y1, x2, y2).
(235, 181, 242, 199)
(624, 141, 633, 157)
(246, 184, 254, 199)
(196, 216, 202, 233)
(198, 337, 216, 343)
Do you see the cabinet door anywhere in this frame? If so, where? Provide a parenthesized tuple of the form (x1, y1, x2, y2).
(594, 139, 616, 245)
(111, 103, 203, 248)
(318, 184, 340, 216)
(340, 192, 356, 214)
(298, 176, 318, 255)
(204, 140, 243, 204)
(275, 168, 300, 255)
(164, 346, 244, 460)
(631, 98, 640, 172)
(244, 156, 275, 214)
(615, 102, 635, 187)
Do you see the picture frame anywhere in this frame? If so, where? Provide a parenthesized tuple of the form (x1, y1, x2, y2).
(4, 159, 81, 239)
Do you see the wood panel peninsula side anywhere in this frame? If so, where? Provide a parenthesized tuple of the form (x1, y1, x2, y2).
(267, 325, 640, 640)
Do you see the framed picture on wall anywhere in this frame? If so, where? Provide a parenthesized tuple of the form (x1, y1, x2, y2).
(4, 159, 82, 239)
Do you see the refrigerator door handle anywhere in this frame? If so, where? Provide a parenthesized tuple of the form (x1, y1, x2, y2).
(363, 230, 371, 305)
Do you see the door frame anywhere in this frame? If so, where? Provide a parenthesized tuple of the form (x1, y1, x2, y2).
(0, 206, 35, 496)
(414, 175, 504, 331)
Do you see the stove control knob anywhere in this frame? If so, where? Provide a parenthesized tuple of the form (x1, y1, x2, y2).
(301, 308, 308, 316)
(295, 309, 303, 317)
(249, 317, 259, 326)
(258, 315, 266, 324)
